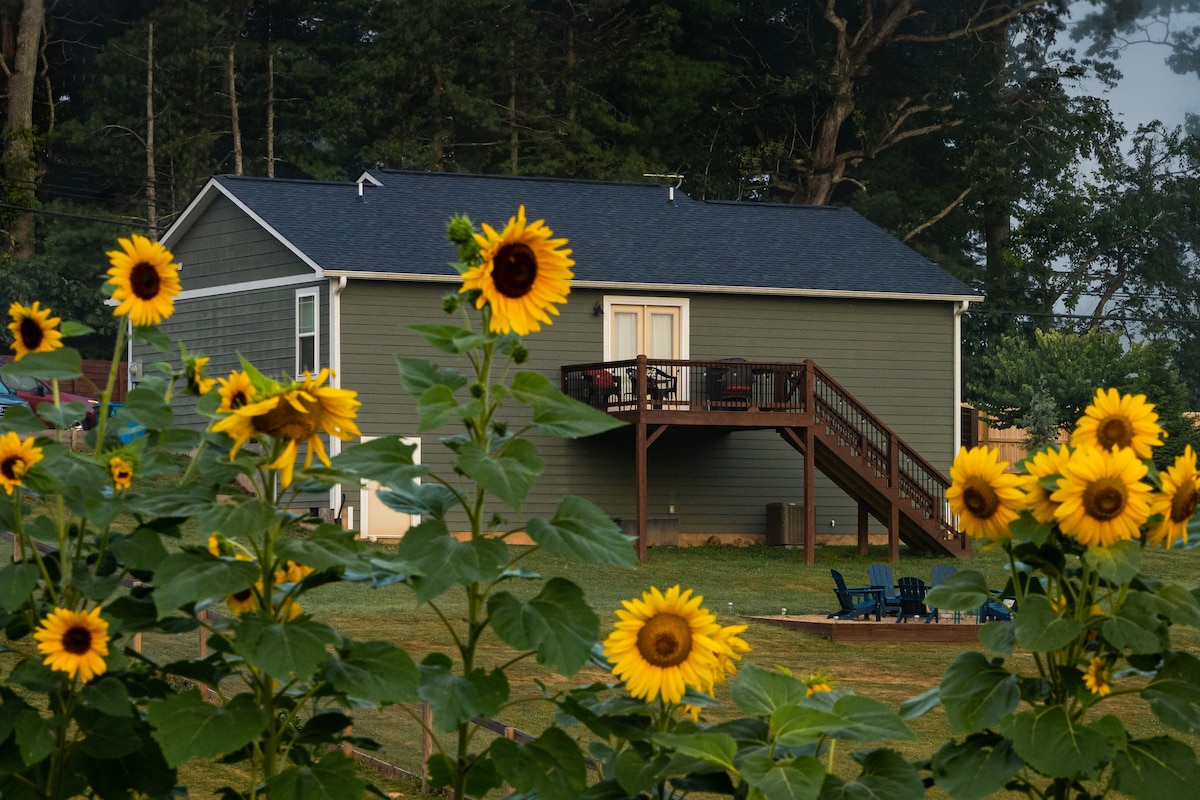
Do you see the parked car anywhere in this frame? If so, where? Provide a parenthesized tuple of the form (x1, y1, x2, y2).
(0, 360, 100, 429)
(0, 379, 30, 420)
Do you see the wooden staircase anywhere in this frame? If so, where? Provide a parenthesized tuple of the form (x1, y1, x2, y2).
(780, 360, 969, 559)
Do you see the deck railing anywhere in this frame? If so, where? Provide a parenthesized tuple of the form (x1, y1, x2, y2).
(562, 357, 963, 547)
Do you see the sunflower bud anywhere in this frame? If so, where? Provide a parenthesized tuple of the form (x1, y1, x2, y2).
(492, 421, 508, 437)
(469, 383, 485, 399)
(447, 215, 475, 245)
(511, 343, 528, 364)
(443, 294, 462, 314)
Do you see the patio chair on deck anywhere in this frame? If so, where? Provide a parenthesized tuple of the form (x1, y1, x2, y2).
(584, 369, 620, 408)
(705, 358, 753, 408)
(867, 563, 901, 616)
(828, 569, 882, 621)
(626, 366, 677, 408)
(895, 577, 929, 623)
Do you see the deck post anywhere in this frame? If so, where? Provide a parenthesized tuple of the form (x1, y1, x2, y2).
(804, 425, 815, 566)
(857, 502, 869, 555)
(888, 433, 900, 561)
(636, 419, 648, 562)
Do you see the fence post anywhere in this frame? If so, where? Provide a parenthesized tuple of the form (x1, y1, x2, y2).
(197, 609, 208, 658)
(421, 702, 433, 791)
(343, 724, 353, 758)
(503, 726, 517, 795)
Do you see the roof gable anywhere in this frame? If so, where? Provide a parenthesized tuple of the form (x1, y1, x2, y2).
(175, 171, 976, 300)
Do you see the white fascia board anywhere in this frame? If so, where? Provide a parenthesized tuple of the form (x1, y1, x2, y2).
(177, 274, 324, 301)
(163, 179, 324, 278)
(321, 270, 980, 304)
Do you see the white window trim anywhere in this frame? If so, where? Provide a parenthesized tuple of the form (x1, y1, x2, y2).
(296, 288, 320, 376)
(359, 436, 422, 540)
(602, 296, 690, 360)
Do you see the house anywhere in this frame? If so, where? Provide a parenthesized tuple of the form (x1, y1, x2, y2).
(147, 170, 980, 562)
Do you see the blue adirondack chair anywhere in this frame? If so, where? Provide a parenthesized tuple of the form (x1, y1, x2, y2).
(828, 569, 882, 621)
(867, 563, 901, 615)
(895, 577, 928, 623)
(926, 564, 959, 623)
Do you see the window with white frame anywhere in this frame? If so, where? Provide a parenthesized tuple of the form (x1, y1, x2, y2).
(296, 290, 318, 375)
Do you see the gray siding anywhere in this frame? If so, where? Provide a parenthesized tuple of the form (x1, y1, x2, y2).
(340, 281, 956, 537)
(169, 195, 318, 290)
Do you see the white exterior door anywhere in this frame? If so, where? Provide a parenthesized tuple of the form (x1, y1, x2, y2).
(359, 436, 420, 540)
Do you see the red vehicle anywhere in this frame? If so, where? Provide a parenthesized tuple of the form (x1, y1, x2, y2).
(0, 359, 100, 429)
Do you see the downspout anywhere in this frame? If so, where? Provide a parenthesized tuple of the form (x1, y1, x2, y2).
(953, 299, 970, 457)
(329, 276, 347, 519)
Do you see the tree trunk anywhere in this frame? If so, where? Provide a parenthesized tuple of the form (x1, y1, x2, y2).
(509, 68, 518, 175)
(3, 0, 44, 257)
(227, 43, 243, 175)
(267, 51, 274, 178)
(146, 22, 157, 230)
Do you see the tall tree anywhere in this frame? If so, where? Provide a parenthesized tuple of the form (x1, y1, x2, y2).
(2, 0, 44, 257)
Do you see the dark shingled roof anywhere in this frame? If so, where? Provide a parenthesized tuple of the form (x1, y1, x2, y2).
(206, 170, 977, 298)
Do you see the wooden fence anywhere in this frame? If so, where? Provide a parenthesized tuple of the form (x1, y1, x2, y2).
(68, 359, 129, 402)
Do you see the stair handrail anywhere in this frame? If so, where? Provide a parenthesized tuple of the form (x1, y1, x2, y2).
(803, 360, 963, 546)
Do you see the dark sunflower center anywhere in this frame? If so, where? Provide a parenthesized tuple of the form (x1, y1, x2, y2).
(1083, 477, 1127, 521)
(0, 456, 25, 481)
(635, 612, 693, 668)
(18, 317, 43, 349)
(1170, 482, 1199, 523)
(253, 396, 319, 441)
(492, 243, 538, 299)
(230, 391, 250, 409)
(961, 477, 1000, 519)
(62, 626, 92, 655)
(232, 588, 253, 602)
(1097, 417, 1133, 450)
(130, 262, 161, 300)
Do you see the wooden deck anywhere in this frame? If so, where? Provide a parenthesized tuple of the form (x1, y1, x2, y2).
(752, 614, 983, 644)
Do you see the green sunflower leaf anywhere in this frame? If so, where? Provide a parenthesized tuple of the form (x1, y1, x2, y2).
(408, 323, 486, 354)
(1155, 584, 1200, 628)
(820, 748, 924, 800)
(132, 325, 173, 353)
(230, 615, 341, 683)
(1142, 651, 1200, 736)
(730, 664, 809, 717)
(456, 439, 543, 511)
(1014, 595, 1084, 652)
(1103, 592, 1168, 654)
(60, 320, 94, 338)
(147, 690, 269, 767)
(395, 519, 508, 602)
(110, 528, 171, 573)
(125, 482, 215, 519)
(330, 435, 426, 488)
(1084, 540, 1143, 585)
(418, 653, 508, 732)
(940, 652, 1019, 734)
(740, 753, 826, 800)
(487, 578, 599, 675)
(510, 371, 626, 438)
(525, 496, 638, 567)
(115, 385, 174, 431)
(654, 732, 737, 770)
(825, 694, 914, 742)
(395, 356, 468, 395)
(150, 552, 258, 618)
(929, 735, 1024, 800)
(265, 753, 367, 800)
(923, 570, 990, 612)
(321, 640, 419, 704)
(1111, 736, 1200, 799)
(1000, 705, 1114, 778)
(0, 348, 81, 381)
(490, 726, 588, 800)
(771, 704, 844, 746)
(0, 562, 40, 613)
(415, 384, 460, 431)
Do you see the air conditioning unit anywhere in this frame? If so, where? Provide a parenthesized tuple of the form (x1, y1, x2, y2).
(766, 502, 805, 546)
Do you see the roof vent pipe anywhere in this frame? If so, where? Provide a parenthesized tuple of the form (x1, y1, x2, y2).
(643, 173, 685, 206)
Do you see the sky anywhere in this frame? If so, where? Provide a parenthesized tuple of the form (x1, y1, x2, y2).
(1067, 3, 1200, 133)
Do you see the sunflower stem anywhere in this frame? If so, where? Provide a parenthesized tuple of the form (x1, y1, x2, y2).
(93, 320, 128, 456)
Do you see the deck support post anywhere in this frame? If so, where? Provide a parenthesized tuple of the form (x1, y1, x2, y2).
(804, 426, 815, 566)
(857, 502, 869, 555)
(888, 433, 900, 562)
(636, 420, 648, 562)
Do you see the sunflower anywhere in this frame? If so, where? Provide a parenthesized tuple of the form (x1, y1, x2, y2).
(0, 432, 43, 495)
(1052, 445, 1153, 548)
(1146, 445, 1200, 549)
(459, 205, 574, 336)
(226, 586, 258, 615)
(1021, 445, 1073, 524)
(108, 454, 135, 490)
(106, 234, 182, 327)
(803, 671, 834, 696)
(946, 446, 1026, 539)
(274, 560, 313, 585)
(1083, 657, 1112, 697)
(210, 368, 360, 487)
(185, 354, 217, 396)
(1071, 388, 1164, 460)
(7, 301, 63, 360)
(34, 606, 110, 683)
(216, 370, 256, 413)
(602, 585, 727, 705)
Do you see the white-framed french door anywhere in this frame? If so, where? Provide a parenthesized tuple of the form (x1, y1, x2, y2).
(602, 297, 690, 404)
(358, 435, 421, 541)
